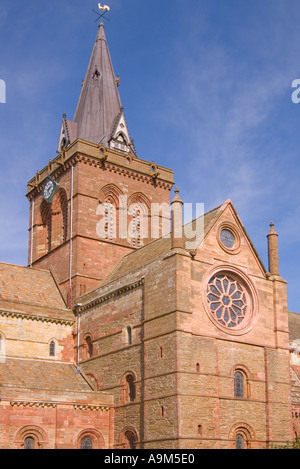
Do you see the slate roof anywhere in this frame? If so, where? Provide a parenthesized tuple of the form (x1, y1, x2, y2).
(0, 262, 74, 322)
(0, 358, 93, 393)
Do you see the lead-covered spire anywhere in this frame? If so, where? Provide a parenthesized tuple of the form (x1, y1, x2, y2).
(58, 23, 135, 155)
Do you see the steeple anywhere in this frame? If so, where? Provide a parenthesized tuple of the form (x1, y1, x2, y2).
(58, 23, 135, 155)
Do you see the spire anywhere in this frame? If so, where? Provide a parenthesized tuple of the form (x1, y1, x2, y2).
(58, 23, 135, 155)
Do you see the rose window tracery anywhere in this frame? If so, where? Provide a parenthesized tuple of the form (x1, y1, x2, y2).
(207, 274, 249, 329)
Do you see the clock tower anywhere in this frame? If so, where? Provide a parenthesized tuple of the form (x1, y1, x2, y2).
(26, 23, 174, 306)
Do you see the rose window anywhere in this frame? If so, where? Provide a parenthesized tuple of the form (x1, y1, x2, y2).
(207, 274, 249, 329)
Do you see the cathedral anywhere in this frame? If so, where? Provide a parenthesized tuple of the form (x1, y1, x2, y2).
(1, 22, 300, 450)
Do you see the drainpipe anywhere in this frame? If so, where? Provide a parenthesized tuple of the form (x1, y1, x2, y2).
(30, 199, 35, 267)
(69, 165, 74, 308)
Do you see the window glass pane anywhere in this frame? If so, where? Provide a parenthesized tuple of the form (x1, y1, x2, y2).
(236, 434, 244, 449)
(50, 341, 55, 356)
(81, 437, 93, 449)
(24, 437, 35, 449)
(234, 372, 244, 397)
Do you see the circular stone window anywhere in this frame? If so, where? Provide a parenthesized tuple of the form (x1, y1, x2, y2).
(217, 223, 241, 254)
(220, 229, 235, 249)
(204, 268, 258, 335)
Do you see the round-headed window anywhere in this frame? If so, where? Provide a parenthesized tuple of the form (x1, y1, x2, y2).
(205, 268, 258, 335)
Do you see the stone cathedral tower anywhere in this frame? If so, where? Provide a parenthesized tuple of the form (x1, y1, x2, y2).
(26, 23, 174, 306)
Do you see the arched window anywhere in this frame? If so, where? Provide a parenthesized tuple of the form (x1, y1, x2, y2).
(39, 189, 68, 255)
(131, 207, 141, 247)
(49, 340, 55, 357)
(24, 437, 35, 450)
(127, 432, 137, 449)
(229, 423, 254, 450)
(77, 430, 105, 449)
(128, 194, 150, 247)
(120, 428, 138, 450)
(127, 326, 132, 345)
(126, 374, 136, 402)
(104, 200, 115, 240)
(121, 372, 137, 404)
(51, 189, 68, 249)
(235, 434, 244, 449)
(15, 426, 48, 450)
(85, 336, 93, 359)
(80, 437, 93, 450)
(97, 184, 124, 242)
(40, 201, 52, 254)
(196, 363, 200, 372)
(234, 371, 245, 398)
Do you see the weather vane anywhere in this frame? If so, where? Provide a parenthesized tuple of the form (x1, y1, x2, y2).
(93, 3, 111, 22)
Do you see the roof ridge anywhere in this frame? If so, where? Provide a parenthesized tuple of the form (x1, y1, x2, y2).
(0, 261, 51, 274)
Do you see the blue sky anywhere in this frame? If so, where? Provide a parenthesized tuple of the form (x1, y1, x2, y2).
(0, 0, 300, 312)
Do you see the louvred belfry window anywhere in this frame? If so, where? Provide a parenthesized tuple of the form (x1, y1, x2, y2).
(51, 189, 68, 248)
(127, 195, 150, 248)
(132, 208, 141, 247)
(40, 201, 52, 254)
(104, 201, 115, 240)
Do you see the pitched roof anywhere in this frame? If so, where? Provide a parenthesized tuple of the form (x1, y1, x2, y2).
(0, 262, 67, 310)
(0, 358, 92, 393)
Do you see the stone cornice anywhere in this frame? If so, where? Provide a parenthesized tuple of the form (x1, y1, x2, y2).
(26, 139, 174, 200)
(10, 401, 57, 408)
(0, 309, 74, 326)
(9, 401, 110, 411)
(75, 278, 145, 314)
(73, 404, 110, 412)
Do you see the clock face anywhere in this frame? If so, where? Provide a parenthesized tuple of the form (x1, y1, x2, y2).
(43, 178, 58, 202)
(44, 180, 54, 199)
